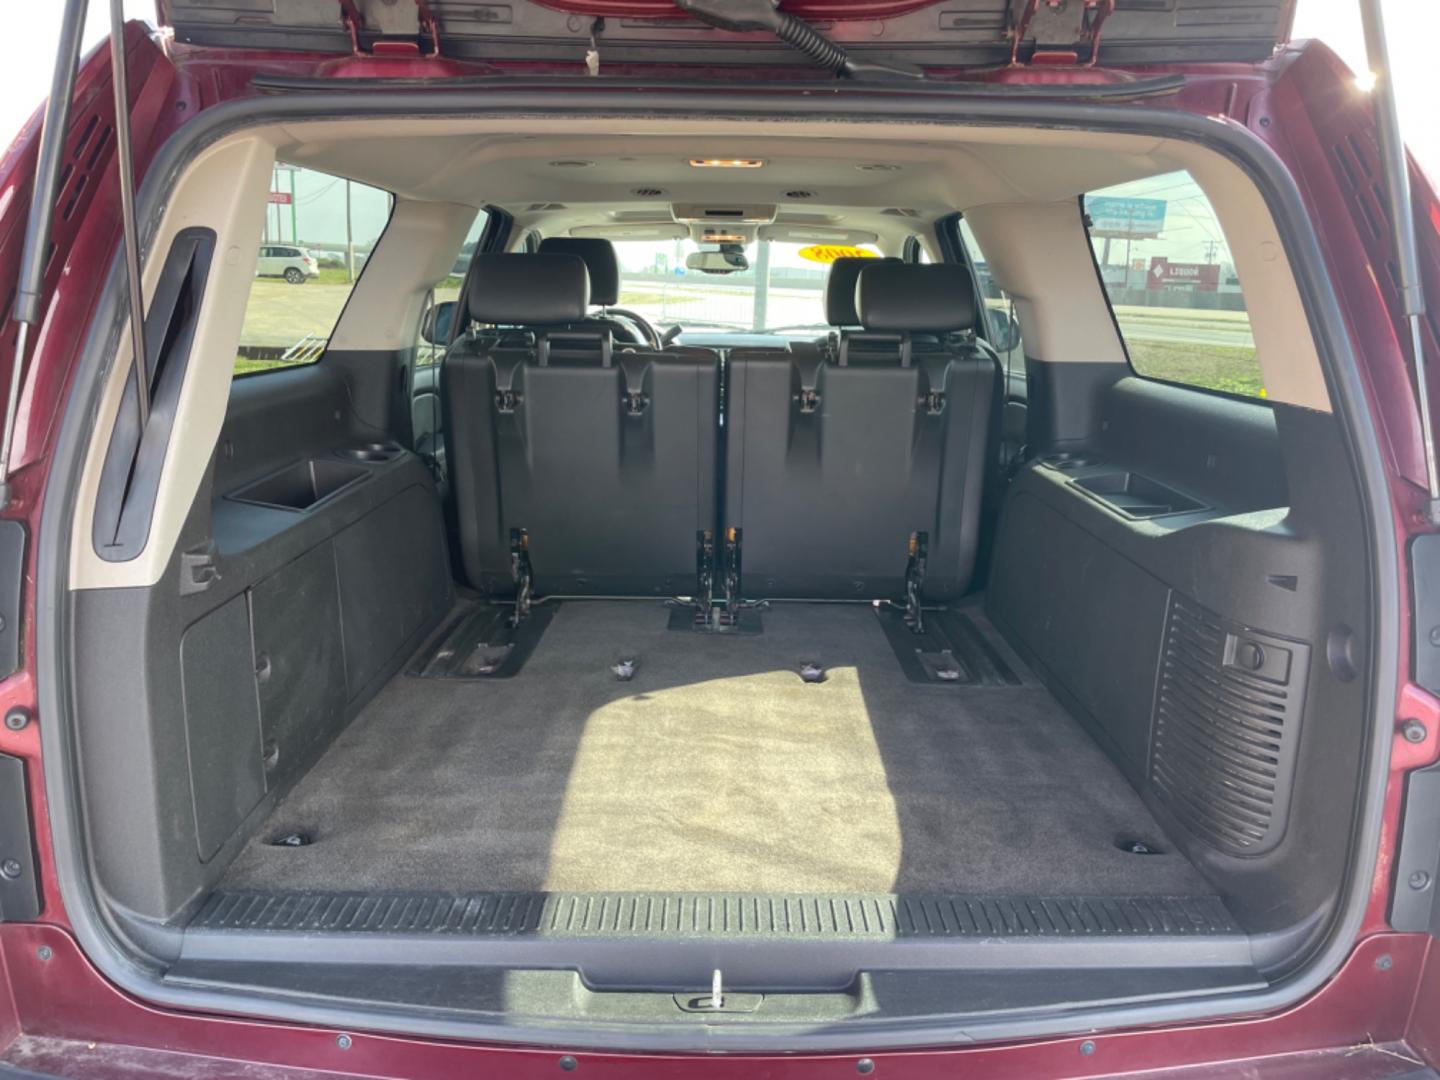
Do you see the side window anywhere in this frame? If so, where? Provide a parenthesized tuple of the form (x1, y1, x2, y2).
(235, 165, 392, 376)
(417, 208, 489, 366)
(955, 218, 1025, 374)
(1083, 171, 1263, 399)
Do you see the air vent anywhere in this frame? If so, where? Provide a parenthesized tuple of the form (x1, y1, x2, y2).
(784, 189, 815, 200)
(1149, 595, 1310, 856)
(857, 163, 901, 172)
(630, 187, 665, 197)
(525, 203, 567, 212)
(880, 208, 922, 218)
(548, 160, 592, 168)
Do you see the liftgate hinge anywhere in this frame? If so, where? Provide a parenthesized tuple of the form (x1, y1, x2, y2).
(1007, 0, 1115, 67)
(339, 0, 441, 58)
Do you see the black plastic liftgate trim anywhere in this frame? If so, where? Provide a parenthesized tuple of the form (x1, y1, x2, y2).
(193, 890, 1239, 939)
(37, 80, 1398, 1054)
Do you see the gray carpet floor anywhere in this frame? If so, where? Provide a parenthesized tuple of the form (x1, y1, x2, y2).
(223, 600, 1210, 897)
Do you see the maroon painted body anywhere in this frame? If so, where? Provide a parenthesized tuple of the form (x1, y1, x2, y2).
(1, 5, 1439, 1073)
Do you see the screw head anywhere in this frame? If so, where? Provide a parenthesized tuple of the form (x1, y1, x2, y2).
(36, 945, 52, 961)
(1376, 953, 1394, 971)
(335, 1034, 352, 1050)
(1430, 626, 1440, 647)
(0, 859, 20, 879)
(1079, 1040, 1096, 1056)
(4, 708, 29, 732)
(857, 1060, 875, 1075)
(1410, 870, 1432, 891)
(559, 1056, 578, 1072)
(1403, 719, 1428, 744)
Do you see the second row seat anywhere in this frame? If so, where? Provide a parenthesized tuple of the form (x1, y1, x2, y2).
(725, 261, 998, 602)
(443, 252, 996, 609)
(444, 253, 721, 598)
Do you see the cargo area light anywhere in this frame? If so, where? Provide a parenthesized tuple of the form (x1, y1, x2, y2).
(688, 158, 765, 168)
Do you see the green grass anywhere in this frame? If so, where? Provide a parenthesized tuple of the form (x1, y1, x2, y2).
(234, 356, 314, 376)
(1126, 340, 1267, 399)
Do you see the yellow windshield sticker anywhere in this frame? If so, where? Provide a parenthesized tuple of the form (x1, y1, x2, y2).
(797, 245, 877, 265)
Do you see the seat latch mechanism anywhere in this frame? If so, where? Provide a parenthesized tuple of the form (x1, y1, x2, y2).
(720, 527, 744, 627)
(495, 389, 521, 414)
(624, 389, 649, 416)
(692, 529, 716, 627)
(922, 389, 945, 415)
(797, 387, 821, 414)
(904, 531, 929, 634)
(510, 527, 534, 627)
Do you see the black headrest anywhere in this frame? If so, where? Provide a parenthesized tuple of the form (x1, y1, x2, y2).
(537, 237, 621, 306)
(855, 262, 977, 333)
(468, 253, 590, 326)
(824, 256, 900, 326)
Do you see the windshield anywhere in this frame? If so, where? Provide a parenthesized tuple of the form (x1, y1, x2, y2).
(612, 239, 882, 334)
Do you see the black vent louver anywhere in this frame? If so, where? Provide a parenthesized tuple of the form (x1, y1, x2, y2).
(1149, 594, 1310, 857)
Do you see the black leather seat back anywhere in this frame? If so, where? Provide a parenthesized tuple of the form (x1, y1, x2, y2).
(444, 253, 720, 597)
(536, 236, 647, 344)
(724, 262, 996, 601)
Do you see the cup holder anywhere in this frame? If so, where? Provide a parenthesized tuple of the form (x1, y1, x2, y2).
(1041, 452, 1102, 472)
(335, 442, 404, 464)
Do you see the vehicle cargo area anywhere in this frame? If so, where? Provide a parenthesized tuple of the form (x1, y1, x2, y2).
(218, 599, 1211, 905)
(51, 109, 1379, 1037)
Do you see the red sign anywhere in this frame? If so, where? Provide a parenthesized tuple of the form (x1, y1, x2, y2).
(267, 191, 292, 205)
(1147, 256, 1220, 292)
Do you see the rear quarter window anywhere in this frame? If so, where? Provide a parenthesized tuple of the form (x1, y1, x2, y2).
(1083, 171, 1264, 399)
(956, 218, 1025, 374)
(235, 166, 392, 376)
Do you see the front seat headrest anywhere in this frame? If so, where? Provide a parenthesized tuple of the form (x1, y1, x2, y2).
(537, 237, 621, 306)
(855, 262, 977, 334)
(468, 253, 590, 326)
(823, 256, 900, 326)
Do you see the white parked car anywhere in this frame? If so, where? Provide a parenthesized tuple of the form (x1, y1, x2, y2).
(255, 244, 318, 284)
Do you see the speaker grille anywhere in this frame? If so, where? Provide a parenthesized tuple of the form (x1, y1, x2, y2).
(1149, 595, 1309, 856)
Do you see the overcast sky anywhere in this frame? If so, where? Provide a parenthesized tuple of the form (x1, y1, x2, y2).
(0, 1, 1435, 261)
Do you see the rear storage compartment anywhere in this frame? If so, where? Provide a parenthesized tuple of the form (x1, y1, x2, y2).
(46, 104, 1380, 1044)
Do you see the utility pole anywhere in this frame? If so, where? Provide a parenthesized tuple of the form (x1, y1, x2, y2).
(267, 164, 278, 242)
(751, 241, 770, 332)
(1123, 206, 1134, 290)
(289, 167, 297, 246)
(345, 179, 355, 283)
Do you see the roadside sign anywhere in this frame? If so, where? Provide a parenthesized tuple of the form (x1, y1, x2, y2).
(1087, 196, 1166, 239)
(1147, 256, 1221, 292)
(267, 191, 293, 205)
(797, 245, 877, 264)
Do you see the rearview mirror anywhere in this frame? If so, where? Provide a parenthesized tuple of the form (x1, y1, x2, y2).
(421, 300, 457, 345)
(686, 249, 749, 275)
(987, 306, 1021, 354)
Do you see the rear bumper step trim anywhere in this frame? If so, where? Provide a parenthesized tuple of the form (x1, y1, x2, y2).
(192, 889, 1237, 939)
